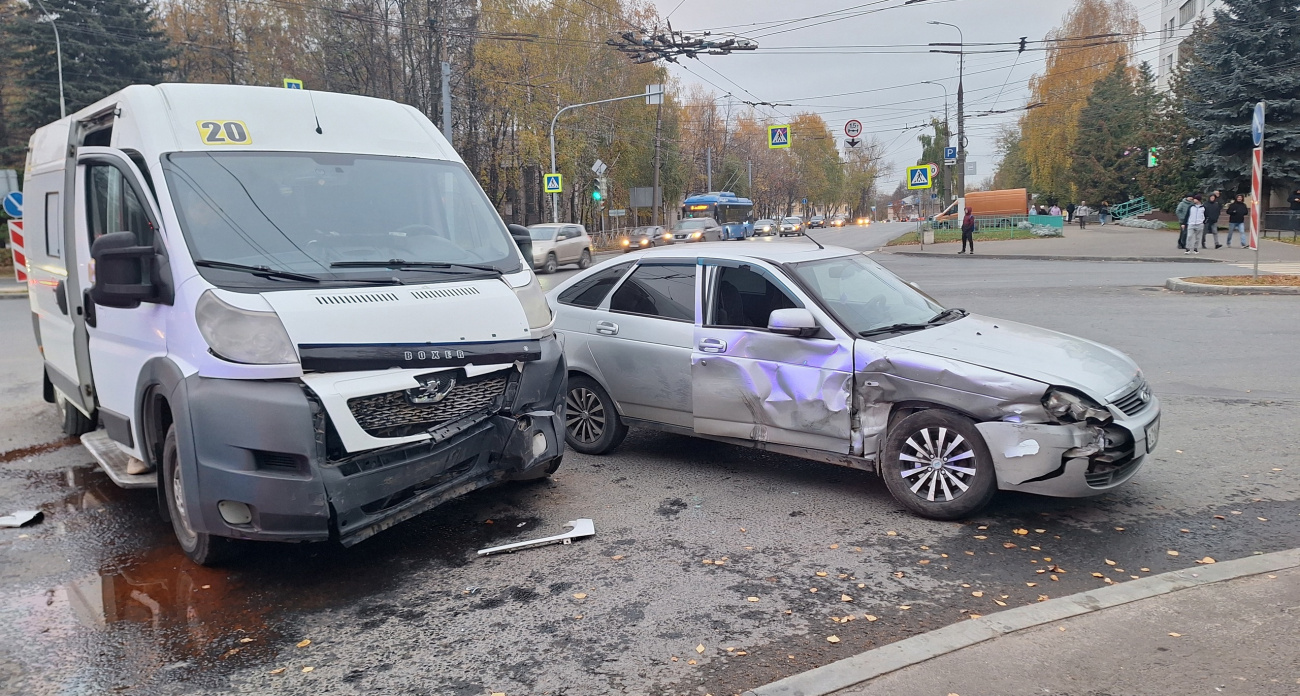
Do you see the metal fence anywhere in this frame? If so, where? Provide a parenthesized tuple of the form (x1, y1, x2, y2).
(1263, 211, 1300, 241)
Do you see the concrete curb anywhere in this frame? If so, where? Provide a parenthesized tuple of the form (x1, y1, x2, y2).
(744, 547, 1300, 696)
(884, 250, 1221, 263)
(0, 285, 27, 300)
(1166, 277, 1300, 295)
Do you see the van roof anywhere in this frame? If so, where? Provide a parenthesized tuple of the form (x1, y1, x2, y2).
(28, 84, 456, 172)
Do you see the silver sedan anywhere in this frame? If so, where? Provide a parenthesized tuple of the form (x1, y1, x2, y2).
(546, 243, 1160, 519)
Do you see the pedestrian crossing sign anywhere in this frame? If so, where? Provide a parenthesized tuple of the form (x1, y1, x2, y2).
(768, 125, 791, 149)
(544, 173, 563, 194)
(906, 165, 932, 190)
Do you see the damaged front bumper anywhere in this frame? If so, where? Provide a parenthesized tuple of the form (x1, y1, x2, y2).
(180, 337, 565, 546)
(976, 395, 1160, 498)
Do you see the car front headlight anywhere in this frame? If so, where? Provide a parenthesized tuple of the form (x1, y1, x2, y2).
(1043, 387, 1112, 424)
(196, 290, 298, 364)
(511, 273, 553, 334)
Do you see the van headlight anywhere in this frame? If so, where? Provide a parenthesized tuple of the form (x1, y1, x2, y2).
(1042, 387, 1112, 424)
(195, 290, 299, 364)
(512, 273, 553, 334)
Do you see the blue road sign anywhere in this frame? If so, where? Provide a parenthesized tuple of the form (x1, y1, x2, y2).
(2, 191, 21, 218)
(1252, 102, 1265, 147)
(283, 78, 304, 89)
(801, 197, 808, 205)
(906, 165, 932, 190)
(543, 173, 563, 194)
(768, 125, 791, 149)
(943, 146, 957, 164)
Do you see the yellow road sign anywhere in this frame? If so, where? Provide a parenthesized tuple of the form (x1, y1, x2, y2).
(906, 165, 932, 190)
(283, 78, 304, 89)
(768, 125, 791, 149)
(544, 173, 563, 194)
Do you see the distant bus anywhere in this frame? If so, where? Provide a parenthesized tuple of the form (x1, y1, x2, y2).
(681, 191, 754, 240)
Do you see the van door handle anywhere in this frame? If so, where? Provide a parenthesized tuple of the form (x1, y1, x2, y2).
(699, 337, 727, 353)
(595, 320, 619, 336)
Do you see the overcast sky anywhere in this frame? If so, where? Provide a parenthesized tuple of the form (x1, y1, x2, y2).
(649, 0, 1163, 192)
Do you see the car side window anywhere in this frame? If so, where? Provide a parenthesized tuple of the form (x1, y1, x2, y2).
(609, 263, 696, 322)
(706, 265, 800, 329)
(557, 262, 633, 308)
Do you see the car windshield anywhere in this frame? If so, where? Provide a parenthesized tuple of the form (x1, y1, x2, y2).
(790, 254, 945, 336)
(675, 219, 710, 230)
(528, 225, 561, 240)
(162, 152, 518, 285)
(632, 226, 659, 235)
(783, 218, 801, 224)
(757, 219, 775, 225)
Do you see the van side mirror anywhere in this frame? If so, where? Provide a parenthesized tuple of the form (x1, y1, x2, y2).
(89, 231, 156, 308)
(507, 223, 533, 260)
(768, 308, 818, 338)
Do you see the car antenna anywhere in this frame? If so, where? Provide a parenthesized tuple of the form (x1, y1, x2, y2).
(803, 231, 825, 250)
(307, 90, 324, 134)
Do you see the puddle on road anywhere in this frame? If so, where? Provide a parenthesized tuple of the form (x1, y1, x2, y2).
(0, 436, 80, 463)
(3, 463, 552, 692)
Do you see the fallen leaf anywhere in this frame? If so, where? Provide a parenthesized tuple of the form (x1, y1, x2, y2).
(1167, 550, 1179, 557)
(1026, 582, 1038, 587)
(1091, 573, 1105, 578)
(1273, 468, 1283, 472)
(839, 574, 849, 579)
(201, 585, 211, 590)
(1131, 575, 1140, 579)
(941, 553, 949, 558)
(702, 559, 714, 565)
(810, 588, 818, 593)
(1267, 574, 1278, 579)
(1196, 556, 1216, 564)
(1030, 546, 1041, 551)
(1168, 632, 1182, 637)
(918, 559, 931, 565)
(268, 668, 286, 675)
(1258, 517, 1269, 522)
(971, 590, 984, 597)
(831, 617, 842, 623)
(1034, 529, 1046, 533)
(978, 525, 988, 530)
(739, 527, 747, 532)
(736, 651, 748, 656)
(239, 638, 254, 643)
(1050, 575, 1059, 581)
(815, 571, 828, 577)
(301, 667, 314, 673)
(1114, 527, 1125, 531)
(574, 615, 583, 620)
(1231, 511, 1242, 515)
(826, 635, 841, 643)
(858, 583, 866, 588)
(961, 583, 971, 588)
(687, 659, 697, 665)
(898, 605, 911, 610)
(1179, 528, 1190, 533)
(1141, 567, 1151, 572)
(964, 551, 975, 556)
(296, 640, 311, 648)
(671, 656, 679, 662)
(886, 530, 898, 536)
(1036, 569, 1046, 574)
(1213, 515, 1226, 520)
(1103, 577, 1115, 585)
(744, 546, 753, 550)
(484, 519, 494, 524)
(894, 571, 906, 578)
(973, 535, 988, 540)
(829, 543, 839, 549)
(920, 545, 930, 550)
(1012, 528, 1028, 535)
(1003, 542, 1018, 549)
(1058, 626, 1067, 632)
(1037, 594, 1050, 602)
(491, 693, 506, 696)
(714, 560, 725, 566)
(612, 555, 625, 560)
(573, 593, 587, 599)
(1174, 449, 1183, 453)
(841, 594, 854, 602)
(1044, 557, 1053, 562)
(994, 600, 1007, 606)
(726, 647, 735, 652)
(696, 644, 705, 654)
(1104, 559, 1117, 566)
(853, 546, 863, 552)
(865, 614, 879, 621)
(747, 597, 760, 602)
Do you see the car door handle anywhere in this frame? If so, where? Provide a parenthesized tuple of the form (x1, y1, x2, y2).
(699, 337, 727, 353)
(596, 320, 619, 336)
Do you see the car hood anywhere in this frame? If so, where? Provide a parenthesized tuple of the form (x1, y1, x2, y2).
(880, 314, 1138, 400)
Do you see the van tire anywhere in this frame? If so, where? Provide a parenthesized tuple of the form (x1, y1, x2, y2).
(564, 376, 627, 455)
(542, 254, 558, 274)
(162, 425, 241, 566)
(881, 410, 997, 520)
(578, 250, 592, 270)
(57, 392, 95, 437)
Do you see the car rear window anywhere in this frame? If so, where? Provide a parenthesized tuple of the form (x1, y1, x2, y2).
(557, 262, 633, 308)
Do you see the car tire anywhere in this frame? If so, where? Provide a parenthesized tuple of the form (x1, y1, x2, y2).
(56, 391, 95, 437)
(542, 254, 558, 274)
(881, 410, 997, 520)
(578, 250, 592, 269)
(564, 376, 627, 455)
(162, 425, 241, 566)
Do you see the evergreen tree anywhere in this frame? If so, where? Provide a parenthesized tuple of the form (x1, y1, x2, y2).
(1183, 0, 1300, 200)
(2, 0, 173, 157)
(1071, 60, 1153, 205)
(1137, 64, 1205, 212)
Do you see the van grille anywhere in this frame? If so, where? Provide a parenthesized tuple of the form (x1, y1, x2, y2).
(411, 286, 480, 300)
(1111, 380, 1151, 416)
(315, 292, 400, 305)
(347, 374, 508, 439)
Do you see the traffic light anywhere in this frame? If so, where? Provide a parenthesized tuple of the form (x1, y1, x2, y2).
(592, 175, 607, 206)
(1018, 37, 1027, 53)
(1147, 147, 1159, 168)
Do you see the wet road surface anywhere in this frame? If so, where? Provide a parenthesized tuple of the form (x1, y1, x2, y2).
(2, 235, 1296, 695)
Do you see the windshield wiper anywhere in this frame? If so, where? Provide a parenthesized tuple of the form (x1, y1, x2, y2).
(858, 308, 968, 338)
(330, 260, 503, 276)
(195, 259, 320, 283)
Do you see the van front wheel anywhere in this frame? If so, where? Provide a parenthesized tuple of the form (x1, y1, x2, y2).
(163, 425, 241, 566)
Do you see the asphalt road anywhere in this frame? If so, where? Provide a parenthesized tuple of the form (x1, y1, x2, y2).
(2, 223, 1297, 696)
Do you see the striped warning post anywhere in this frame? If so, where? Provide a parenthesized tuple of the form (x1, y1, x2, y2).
(7, 219, 25, 283)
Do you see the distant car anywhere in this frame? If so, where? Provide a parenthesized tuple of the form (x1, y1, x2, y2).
(528, 223, 593, 273)
(856, 217, 871, 226)
(808, 215, 826, 229)
(754, 219, 778, 236)
(672, 217, 722, 243)
(621, 225, 673, 253)
(828, 216, 846, 228)
(779, 217, 804, 236)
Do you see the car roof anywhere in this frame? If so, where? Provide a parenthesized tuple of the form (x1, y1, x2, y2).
(609, 240, 859, 265)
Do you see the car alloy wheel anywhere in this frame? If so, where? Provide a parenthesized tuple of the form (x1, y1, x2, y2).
(566, 386, 605, 445)
(882, 410, 996, 520)
(898, 426, 975, 502)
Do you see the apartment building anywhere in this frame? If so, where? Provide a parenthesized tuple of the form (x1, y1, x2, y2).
(1157, 0, 1222, 91)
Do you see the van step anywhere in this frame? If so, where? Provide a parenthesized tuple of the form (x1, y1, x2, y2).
(80, 431, 157, 489)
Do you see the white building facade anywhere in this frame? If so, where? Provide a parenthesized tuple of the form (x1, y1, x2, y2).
(1157, 0, 1222, 91)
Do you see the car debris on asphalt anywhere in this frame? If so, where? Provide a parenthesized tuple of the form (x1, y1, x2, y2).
(477, 518, 595, 556)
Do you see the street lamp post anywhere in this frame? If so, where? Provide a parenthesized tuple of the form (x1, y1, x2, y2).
(33, 0, 67, 119)
(921, 80, 950, 206)
(549, 90, 657, 223)
(928, 21, 964, 198)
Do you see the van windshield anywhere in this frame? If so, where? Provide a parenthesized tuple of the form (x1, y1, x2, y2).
(162, 152, 519, 285)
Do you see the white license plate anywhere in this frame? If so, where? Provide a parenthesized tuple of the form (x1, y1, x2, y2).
(1145, 417, 1160, 453)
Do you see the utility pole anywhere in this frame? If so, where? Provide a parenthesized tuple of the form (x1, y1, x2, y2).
(922, 81, 950, 206)
(747, 159, 752, 193)
(653, 96, 663, 225)
(706, 146, 712, 191)
(33, 0, 66, 119)
(441, 61, 452, 143)
(930, 22, 965, 198)
(550, 90, 654, 223)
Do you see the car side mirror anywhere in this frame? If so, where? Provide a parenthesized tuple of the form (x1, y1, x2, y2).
(89, 231, 157, 308)
(507, 223, 533, 260)
(768, 308, 818, 338)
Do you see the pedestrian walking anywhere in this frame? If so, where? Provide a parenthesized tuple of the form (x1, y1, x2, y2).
(1066, 202, 1076, 222)
(1202, 193, 1223, 249)
(1076, 201, 1091, 229)
(1185, 195, 1205, 254)
(1098, 201, 1110, 226)
(1226, 193, 1250, 247)
(1175, 194, 1193, 249)
(1291, 188, 1300, 210)
(958, 206, 976, 254)
(1049, 203, 1062, 217)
